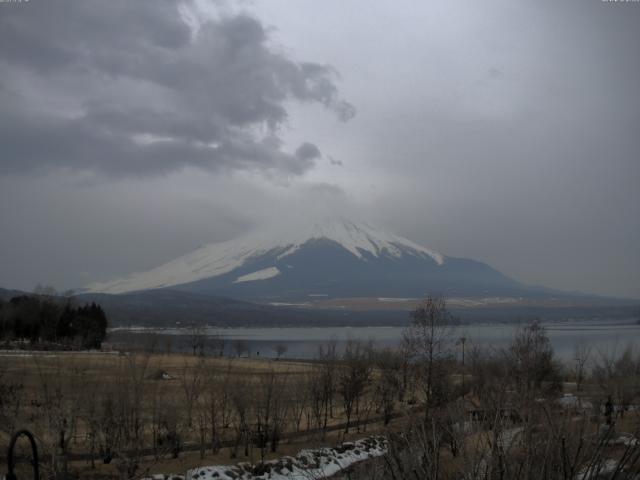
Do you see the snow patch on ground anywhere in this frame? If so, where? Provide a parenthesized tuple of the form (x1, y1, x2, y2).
(145, 436, 386, 480)
(234, 267, 281, 283)
(605, 432, 640, 446)
(557, 394, 593, 411)
(576, 459, 619, 479)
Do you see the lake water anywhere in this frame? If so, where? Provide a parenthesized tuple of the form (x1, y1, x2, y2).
(128, 318, 640, 361)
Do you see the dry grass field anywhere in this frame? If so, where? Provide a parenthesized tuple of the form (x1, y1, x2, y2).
(0, 349, 406, 480)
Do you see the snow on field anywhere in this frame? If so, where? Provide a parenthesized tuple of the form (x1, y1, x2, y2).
(557, 394, 593, 411)
(375, 296, 523, 307)
(604, 432, 640, 447)
(146, 436, 387, 480)
(446, 297, 520, 307)
(575, 459, 619, 479)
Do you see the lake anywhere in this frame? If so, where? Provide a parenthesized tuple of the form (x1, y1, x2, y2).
(119, 317, 640, 361)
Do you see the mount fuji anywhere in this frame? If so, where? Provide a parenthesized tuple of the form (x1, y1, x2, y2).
(86, 219, 541, 302)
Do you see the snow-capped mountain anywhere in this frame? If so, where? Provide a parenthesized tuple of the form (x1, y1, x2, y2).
(86, 218, 527, 300)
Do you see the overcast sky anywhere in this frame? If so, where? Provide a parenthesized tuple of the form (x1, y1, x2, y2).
(0, 0, 638, 298)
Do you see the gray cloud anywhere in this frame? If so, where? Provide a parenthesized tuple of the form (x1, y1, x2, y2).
(487, 67, 502, 78)
(307, 182, 345, 196)
(295, 142, 322, 163)
(328, 155, 343, 167)
(0, 0, 354, 177)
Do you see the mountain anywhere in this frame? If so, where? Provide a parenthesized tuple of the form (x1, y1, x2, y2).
(5, 218, 637, 327)
(86, 218, 546, 301)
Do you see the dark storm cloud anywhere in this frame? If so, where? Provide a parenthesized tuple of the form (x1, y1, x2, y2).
(295, 142, 322, 162)
(0, 0, 354, 177)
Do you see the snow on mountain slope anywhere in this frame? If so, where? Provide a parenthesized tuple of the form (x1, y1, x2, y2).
(234, 267, 281, 283)
(85, 219, 445, 294)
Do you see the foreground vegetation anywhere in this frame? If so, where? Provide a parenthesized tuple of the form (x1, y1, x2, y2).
(2, 297, 640, 479)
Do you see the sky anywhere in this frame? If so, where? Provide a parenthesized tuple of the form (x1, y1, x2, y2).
(0, 0, 638, 298)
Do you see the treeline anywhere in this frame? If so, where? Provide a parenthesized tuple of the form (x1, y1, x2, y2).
(0, 294, 108, 349)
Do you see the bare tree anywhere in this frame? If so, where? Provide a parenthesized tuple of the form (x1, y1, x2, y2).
(95, 354, 152, 480)
(289, 374, 311, 432)
(32, 355, 89, 480)
(573, 340, 592, 392)
(337, 340, 372, 433)
(233, 339, 249, 358)
(202, 360, 233, 455)
(593, 344, 640, 420)
(155, 395, 182, 459)
(273, 343, 288, 360)
(210, 333, 226, 357)
(181, 357, 205, 428)
(144, 332, 160, 354)
(310, 341, 338, 435)
(506, 321, 560, 479)
(308, 367, 326, 432)
(403, 296, 455, 415)
(252, 369, 290, 461)
(229, 375, 250, 458)
(149, 374, 166, 460)
(383, 415, 446, 479)
(372, 348, 402, 425)
(187, 323, 206, 356)
(509, 321, 560, 400)
(164, 336, 173, 355)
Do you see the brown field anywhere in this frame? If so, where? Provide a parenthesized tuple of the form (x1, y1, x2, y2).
(0, 350, 405, 480)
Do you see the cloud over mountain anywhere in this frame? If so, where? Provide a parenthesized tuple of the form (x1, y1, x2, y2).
(0, 0, 354, 177)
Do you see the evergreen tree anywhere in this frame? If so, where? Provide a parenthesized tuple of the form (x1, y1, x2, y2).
(0, 294, 108, 349)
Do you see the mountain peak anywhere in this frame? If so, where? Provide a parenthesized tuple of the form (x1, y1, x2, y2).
(296, 218, 444, 264)
(86, 218, 445, 294)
